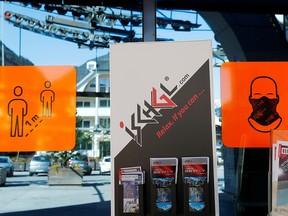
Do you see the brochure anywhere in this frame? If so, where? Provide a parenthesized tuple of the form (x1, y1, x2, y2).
(189, 186, 205, 212)
(182, 157, 209, 213)
(270, 138, 288, 215)
(119, 166, 142, 184)
(150, 157, 178, 187)
(119, 166, 145, 213)
(274, 141, 288, 215)
(121, 172, 145, 185)
(277, 141, 288, 182)
(123, 181, 140, 213)
(156, 187, 173, 213)
(271, 142, 279, 213)
(150, 158, 178, 213)
(270, 130, 288, 214)
(182, 157, 209, 186)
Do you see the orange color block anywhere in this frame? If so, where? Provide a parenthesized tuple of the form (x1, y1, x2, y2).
(221, 62, 288, 148)
(0, 66, 76, 151)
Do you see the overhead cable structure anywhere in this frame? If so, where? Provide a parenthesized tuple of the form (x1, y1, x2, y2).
(3, 3, 201, 49)
(4, 10, 135, 49)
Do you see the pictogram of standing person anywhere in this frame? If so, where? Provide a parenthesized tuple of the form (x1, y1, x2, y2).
(40, 81, 55, 117)
(8, 86, 28, 137)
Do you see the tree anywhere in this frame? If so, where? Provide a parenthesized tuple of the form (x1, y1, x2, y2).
(98, 130, 110, 158)
(75, 115, 94, 151)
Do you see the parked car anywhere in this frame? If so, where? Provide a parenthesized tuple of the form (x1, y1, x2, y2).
(67, 155, 92, 175)
(0, 156, 14, 177)
(29, 155, 51, 176)
(99, 156, 111, 175)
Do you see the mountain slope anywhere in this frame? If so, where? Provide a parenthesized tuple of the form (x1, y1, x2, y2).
(0, 41, 34, 66)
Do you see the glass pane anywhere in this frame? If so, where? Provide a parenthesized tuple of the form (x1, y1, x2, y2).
(83, 121, 90, 128)
(76, 101, 82, 107)
(99, 100, 107, 107)
(84, 101, 90, 107)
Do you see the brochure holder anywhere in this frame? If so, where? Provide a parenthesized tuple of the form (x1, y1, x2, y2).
(181, 157, 210, 215)
(150, 158, 178, 215)
(151, 184, 177, 215)
(118, 166, 145, 215)
(183, 183, 210, 215)
(119, 184, 144, 215)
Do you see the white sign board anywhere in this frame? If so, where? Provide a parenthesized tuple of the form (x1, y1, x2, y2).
(111, 40, 219, 215)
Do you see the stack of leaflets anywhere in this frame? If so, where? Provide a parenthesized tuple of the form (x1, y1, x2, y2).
(182, 157, 209, 213)
(271, 140, 288, 215)
(150, 157, 178, 213)
(119, 166, 145, 213)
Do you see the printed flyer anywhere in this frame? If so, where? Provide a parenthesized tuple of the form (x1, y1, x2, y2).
(122, 181, 140, 213)
(189, 186, 205, 212)
(155, 187, 173, 213)
(269, 130, 288, 215)
(182, 157, 209, 212)
(182, 157, 209, 186)
(119, 166, 145, 213)
(150, 157, 178, 186)
(275, 141, 288, 215)
(150, 158, 178, 213)
(270, 130, 288, 214)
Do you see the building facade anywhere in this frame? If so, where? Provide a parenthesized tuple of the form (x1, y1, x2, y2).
(76, 53, 110, 159)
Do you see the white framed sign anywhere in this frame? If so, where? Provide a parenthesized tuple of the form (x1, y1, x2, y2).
(111, 40, 219, 215)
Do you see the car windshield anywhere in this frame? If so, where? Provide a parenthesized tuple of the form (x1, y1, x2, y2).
(0, 157, 8, 163)
(32, 156, 50, 162)
(104, 157, 110, 162)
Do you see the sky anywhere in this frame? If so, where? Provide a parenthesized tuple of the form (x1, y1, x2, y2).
(0, 2, 221, 100)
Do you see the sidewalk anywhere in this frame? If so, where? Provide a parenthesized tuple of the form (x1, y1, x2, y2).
(0, 171, 111, 216)
(1, 201, 111, 216)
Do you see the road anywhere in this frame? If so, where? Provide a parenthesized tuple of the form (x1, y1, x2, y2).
(0, 171, 111, 216)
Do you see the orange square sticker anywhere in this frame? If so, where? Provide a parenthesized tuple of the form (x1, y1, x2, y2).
(221, 62, 288, 148)
(0, 66, 76, 151)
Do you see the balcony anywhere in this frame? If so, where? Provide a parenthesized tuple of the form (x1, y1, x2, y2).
(76, 107, 96, 117)
(76, 107, 110, 117)
(98, 107, 110, 117)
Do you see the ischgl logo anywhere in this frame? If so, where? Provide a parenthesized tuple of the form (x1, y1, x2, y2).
(120, 83, 177, 147)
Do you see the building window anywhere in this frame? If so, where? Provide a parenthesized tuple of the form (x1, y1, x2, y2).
(83, 121, 90, 128)
(76, 101, 91, 107)
(84, 101, 90, 107)
(100, 84, 105, 92)
(76, 101, 82, 107)
(99, 118, 110, 129)
(99, 78, 110, 92)
(90, 81, 96, 88)
(99, 99, 110, 107)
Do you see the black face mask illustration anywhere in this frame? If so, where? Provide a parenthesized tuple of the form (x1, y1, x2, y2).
(249, 97, 280, 125)
(248, 76, 282, 133)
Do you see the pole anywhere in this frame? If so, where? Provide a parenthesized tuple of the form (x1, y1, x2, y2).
(1, 1, 4, 66)
(19, 27, 22, 64)
(142, 0, 156, 42)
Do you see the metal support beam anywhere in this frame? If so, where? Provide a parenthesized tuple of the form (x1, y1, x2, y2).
(142, 0, 156, 42)
(76, 91, 110, 97)
(6, 0, 288, 14)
